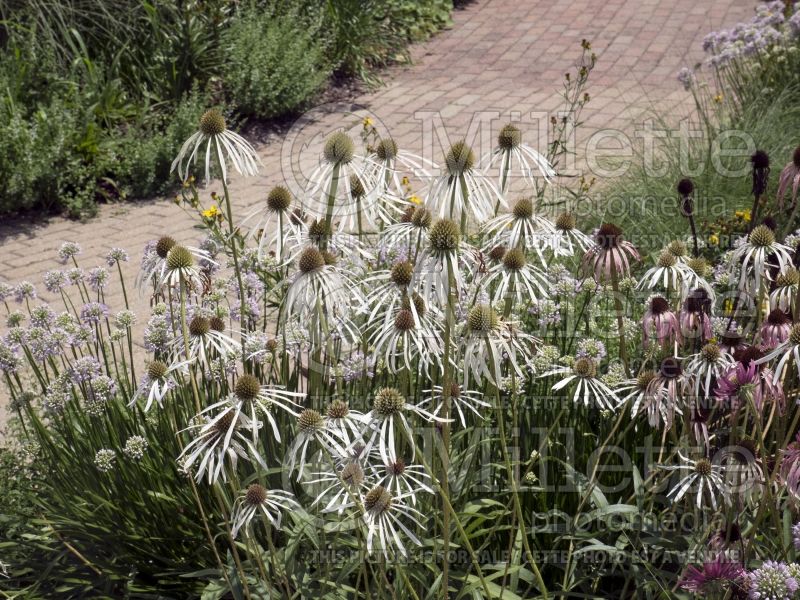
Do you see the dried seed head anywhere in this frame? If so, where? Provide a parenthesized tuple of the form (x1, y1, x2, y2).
(488, 245, 507, 262)
(695, 458, 712, 476)
(659, 356, 682, 379)
(391, 261, 413, 286)
(299, 247, 325, 273)
(401, 292, 427, 318)
(429, 219, 460, 252)
(498, 124, 522, 150)
(166, 246, 193, 270)
(794, 146, 800, 169)
(394, 309, 415, 331)
(637, 370, 656, 390)
(676, 178, 694, 197)
(156, 236, 177, 259)
(376, 138, 398, 161)
(235, 374, 261, 401)
(657, 250, 677, 268)
(749, 224, 775, 247)
(323, 131, 354, 165)
(373, 387, 405, 416)
(596, 223, 623, 249)
(322, 250, 338, 266)
(790, 324, 800, 345)
(341, 462, 364, 486)
(751, 149, 770, 170)
(776, 268, 800, 287)
(266, 338, 279, 352)
(199, 109, 226, 136)
(512, 197, 534, 220)
(650, 296, 670, 315)
(573, 358, 597, 378)
(364, 485, 393, 514)
(411, 207, 432, 229)
(445, 140, 475, 176)
(687, 257, 709, 276)
(449, 382, 461, 398)
(245, 483, 267, 506)
(668, 240, 688, 258)
(502, 248, 526, 271)
(297, 409, 324, 433)
(386, 457, 406, 476)
(734, 344, 764, 366)
(762, 216, 778, 231)
(214, 411, 236, 434)
(468, 304, 499, 334)
(327, 400, 349, 419)
(701, 343, 721, 362)
(349, 174, 365, 199)
(189, 316, 210, 337)
(555, 212, 576, 231)
(209, 316, 226, 332)
(147, 360, 168, 380)
(767, 309, 790, 326)
(267, 186, 292, 212)
(308, 219, 331, 242)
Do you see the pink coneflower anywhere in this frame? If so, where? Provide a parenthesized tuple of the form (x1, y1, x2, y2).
(644, 357, 689, 430)
(679, 557, 745, 595)
(777, 146, 800, 211)
(642, 295, 681, 347)
(781, 432, 800, 499)
(680, 288, 713, 343)
(689, 403, 712, 450)
(761, 309, 792, 349)
(715, 360, 758, 412)
(734, 346, 785, 413)
(581, 223, 640, 282)
(719, 330, 746, 355)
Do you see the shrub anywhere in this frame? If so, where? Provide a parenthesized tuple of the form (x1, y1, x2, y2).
(222, 4, 330, 118)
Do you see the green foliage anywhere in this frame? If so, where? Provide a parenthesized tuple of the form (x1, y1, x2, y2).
(222, 3, 330, 118)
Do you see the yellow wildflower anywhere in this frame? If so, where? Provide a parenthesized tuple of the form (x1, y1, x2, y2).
(202, 205, 220, 219)
(409, 195, 422, 205)
(363, 117, 374, 128)
(713, 94, 723, 103)
(709, 233, 719, 246)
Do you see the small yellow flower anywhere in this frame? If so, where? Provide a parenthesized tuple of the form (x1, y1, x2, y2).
(363, 117, 374, 128)
(713, 94, 723, 103)
(409, 195, 422, 205)
(723, 298, 734, 314)
(401, 176, 410, 186)
(709, 234, 719, 246)
(202, 205, 220, 219)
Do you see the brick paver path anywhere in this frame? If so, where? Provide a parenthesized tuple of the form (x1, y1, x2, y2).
(0, 0, 754, 428)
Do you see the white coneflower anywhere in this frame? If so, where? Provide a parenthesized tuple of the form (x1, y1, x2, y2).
(659, 453, 730, 510)
(419, 382, 490, 428)
(413, 219, 473, 307)
(325, 400, 366, 447)
(170, 314, 241, 369)
(363, 387, 441, 465)
(730, 224, 793, 291)
(637, 249, 694, 292)
(542, 358, 620, 411)
(202, 374, 303, 443)
(685, 343, 734, 397)
(719, 439, 764, 504)
(304, 131, 378, 231)
(130, 358, 191, 411)
(231, 483, 299, 538)
(309, 460, 368, 515)
(481, 247, 550, 307)
(379, 206, 432, 259)
(461, 304, 535, 387)
(642, 357, 691, 430)
(179, 409, 265, 484)
(287, 409, 345, 481)
(482, 197, 555, 267)
(362, 137, 435, 197)
(282, 246, 360, 326)
(770, 267, 799, 312)
(362, 485, 423, 558)
(549, 212, 593, 258)
(137, 237, 212, 291)
(243, 186, 303, 261)
(369, 306, 443, 375)
(427, 140, 503, 224)
(377, 457, 433, 506)
(171, 108, 260, 184)
(616, 370, 657, 420)
(362, 260, 418, 329)
(680, 256, 716, 303)
(155, 244, 215, 294)
(480, 123, 556, 190)
(757, 323, 800, 383)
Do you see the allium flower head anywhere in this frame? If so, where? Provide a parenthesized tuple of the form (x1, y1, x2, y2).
(748, 561, 798, 600)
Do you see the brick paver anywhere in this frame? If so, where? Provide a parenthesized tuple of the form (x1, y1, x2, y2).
(0, 0, 754, 428)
